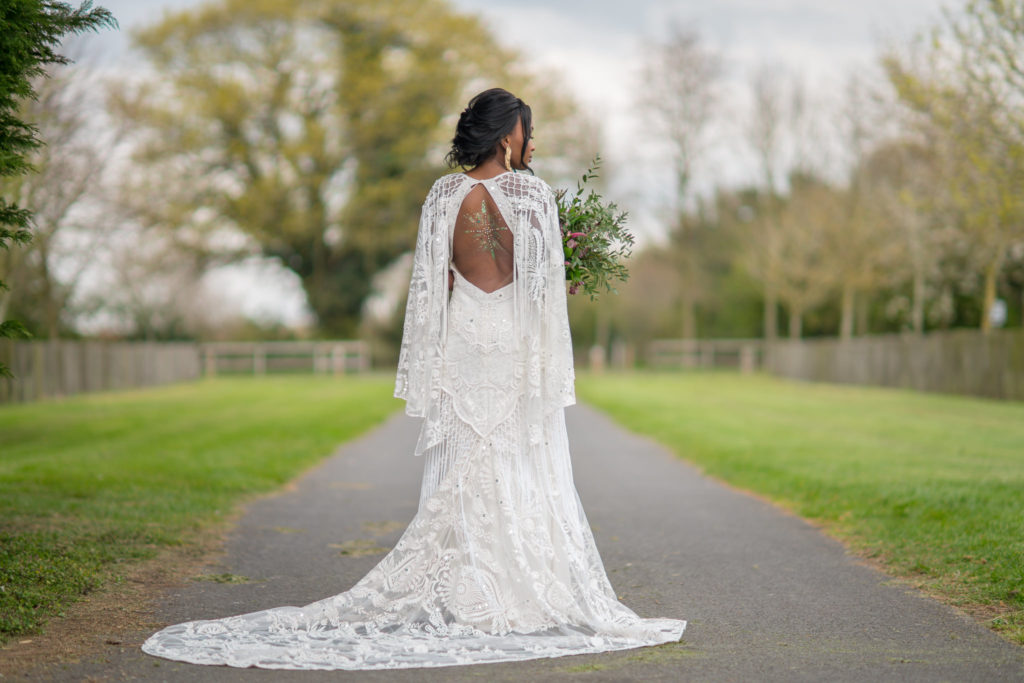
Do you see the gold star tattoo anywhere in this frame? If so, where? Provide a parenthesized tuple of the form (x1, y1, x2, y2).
(465, 200, 510, 261)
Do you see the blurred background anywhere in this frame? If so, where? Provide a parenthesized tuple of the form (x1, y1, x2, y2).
(3, 3, 1023, 655)
(2, 0, 1023, 401)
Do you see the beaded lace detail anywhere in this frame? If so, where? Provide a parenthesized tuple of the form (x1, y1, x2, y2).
(139, 172, 686, 671)
(394, 172, 576, 457)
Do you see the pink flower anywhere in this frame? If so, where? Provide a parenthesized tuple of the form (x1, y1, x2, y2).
(568, 284, 579, 295)
(568, 232, 585, 238)
(564, 260, 570, 266)
(567, 239, 577, 249)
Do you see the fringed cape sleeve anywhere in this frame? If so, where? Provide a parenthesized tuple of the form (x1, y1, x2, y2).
(394, 176, 451, 454)
(394, 172, 575, 456)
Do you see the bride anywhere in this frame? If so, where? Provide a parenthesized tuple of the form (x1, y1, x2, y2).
(141, 87, 686, 670)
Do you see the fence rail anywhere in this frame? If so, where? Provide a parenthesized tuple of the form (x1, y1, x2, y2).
(647, 338, 764, 373)
(200, 341, 370, 376)
(648, 329, 1024, 401)
(5, 331, 1021, 405)
(0, 339, 371, 404)
(0, 340, 201, 404)
(765, 328, 1024, 401)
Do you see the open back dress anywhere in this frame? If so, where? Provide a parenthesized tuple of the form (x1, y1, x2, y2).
(140, 171, 686, 670)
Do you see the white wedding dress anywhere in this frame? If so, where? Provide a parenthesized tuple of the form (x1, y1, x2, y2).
(141, 171, 686, 670)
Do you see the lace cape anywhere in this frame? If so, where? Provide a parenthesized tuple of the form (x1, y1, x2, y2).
(394, 171, 576, 455)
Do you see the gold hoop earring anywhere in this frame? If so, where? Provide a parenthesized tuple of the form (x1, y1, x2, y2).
(503, 144, 512, 172)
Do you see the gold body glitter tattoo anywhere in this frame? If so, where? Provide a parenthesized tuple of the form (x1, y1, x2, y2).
(464, 200, 510, 261)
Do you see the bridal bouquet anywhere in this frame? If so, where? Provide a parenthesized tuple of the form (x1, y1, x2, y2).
(554, 156, 634, 298)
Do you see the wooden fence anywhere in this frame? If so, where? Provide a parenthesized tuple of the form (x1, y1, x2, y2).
(0, 340, 201, 404)
(7, 331, 1020, 404)
(647, 338, 764, 373)
(0, 339, 371, 404)
(200, 341, 370, 376)
(647, 329, 1024, 401)
(765, 328, 1024, 401)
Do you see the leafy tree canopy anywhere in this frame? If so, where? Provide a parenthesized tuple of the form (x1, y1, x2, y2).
(118, 0, 588, 336)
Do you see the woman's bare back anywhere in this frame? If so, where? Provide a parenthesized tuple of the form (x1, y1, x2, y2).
(451, 182, 514, 293)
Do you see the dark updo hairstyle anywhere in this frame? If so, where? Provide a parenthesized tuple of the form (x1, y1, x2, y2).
(445, 87, 532, 172)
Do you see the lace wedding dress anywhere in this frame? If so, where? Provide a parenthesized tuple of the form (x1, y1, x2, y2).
(141, 171, 686, 670)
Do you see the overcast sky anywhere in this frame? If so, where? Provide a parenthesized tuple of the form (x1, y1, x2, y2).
(97, 0, 950, 208)
(451, 0, 948, 198)
(86, 0, 952, 326)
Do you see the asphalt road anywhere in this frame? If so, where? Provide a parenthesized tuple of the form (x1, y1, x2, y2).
(27, 403, 1024, 681)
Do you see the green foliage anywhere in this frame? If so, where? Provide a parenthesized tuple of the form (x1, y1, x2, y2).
(121, 0, 580, 336)
(555, 156, 634, 299)
(0, 0, 117, 374)
(579, 371, 1024, 645)
(0, 375, 398, 641)
(0, 203, 33, 259)
(883, 0, 1024, 332)
(0, 320, 31, 342)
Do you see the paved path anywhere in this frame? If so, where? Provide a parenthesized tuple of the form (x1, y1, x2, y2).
(34, 404, 1024, 681)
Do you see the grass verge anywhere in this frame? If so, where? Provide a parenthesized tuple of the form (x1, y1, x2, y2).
(0, 375, 400, 644)
(577, 370, 1024, 645)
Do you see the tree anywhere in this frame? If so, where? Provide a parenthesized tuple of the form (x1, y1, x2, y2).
(114, 0, 590, 337)
(0, 0, 116, 375)
(773, 174, 840, 339)
(73, 224, 208, 340)
(595, 248, 681, 357)
(743, 67, 814, 341)
(884, 0, 1024, 333)
(639, 25, 722, 340)
(856, 138, 954, 334)
(0, 55, 121, 339)
(826, 77, 901, 339)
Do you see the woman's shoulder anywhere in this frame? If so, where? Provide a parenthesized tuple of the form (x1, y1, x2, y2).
(495, 171, 553, 200)
(425, 172, 469, 201)
(425, 170, 552, 201)
(504, 171, 550, 189)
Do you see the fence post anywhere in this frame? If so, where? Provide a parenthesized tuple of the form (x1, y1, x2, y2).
(315, 345, 326, 374)
(358, 341, 370, 372)
(611, 341, 634, 369)
(203, 345, 216, 377)
(740, 344, 755, 374)
(700, 341, 713, 367)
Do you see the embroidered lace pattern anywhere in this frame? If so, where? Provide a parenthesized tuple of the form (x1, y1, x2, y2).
(394, 172, 576, 457)
(140, 171, 686, 670)
(141, 389, 684, 670)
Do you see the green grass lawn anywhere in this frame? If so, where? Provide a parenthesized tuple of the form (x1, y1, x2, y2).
(577, 370, 1024, 645)
(0, 375, 400, 642)
(4, 370, 1022, 647)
